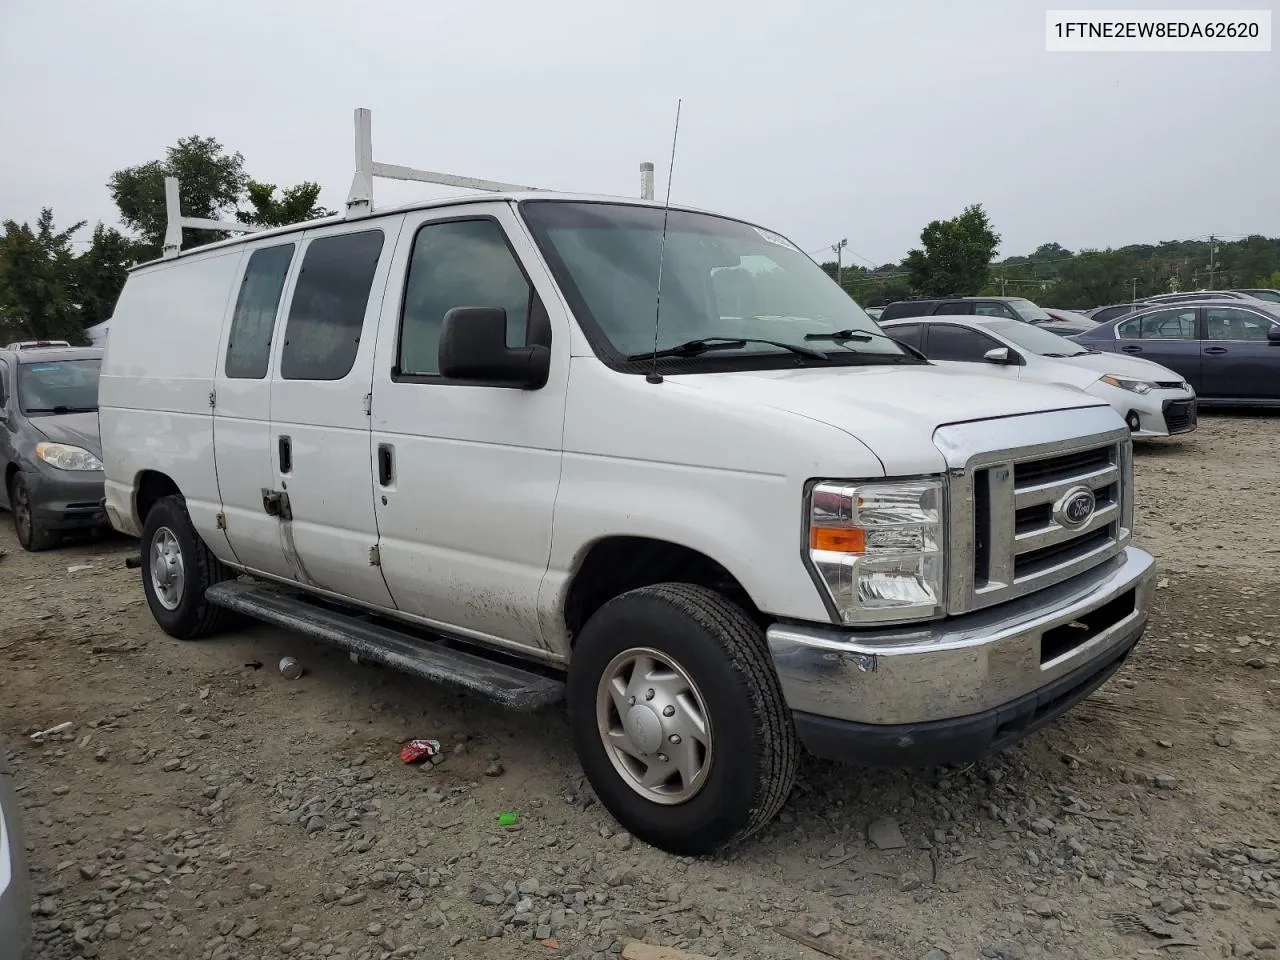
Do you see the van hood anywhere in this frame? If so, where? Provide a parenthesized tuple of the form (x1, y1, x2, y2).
(665, 363, 1110, 475)
(29, 411, 103, 459)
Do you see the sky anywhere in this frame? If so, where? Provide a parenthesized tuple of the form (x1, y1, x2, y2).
(0, 0, 1276, 266)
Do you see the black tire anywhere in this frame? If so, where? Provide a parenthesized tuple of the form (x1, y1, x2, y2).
(140, 494, 235, 639)
(567, 583, 799, 855)
(9, 473, 58, 552)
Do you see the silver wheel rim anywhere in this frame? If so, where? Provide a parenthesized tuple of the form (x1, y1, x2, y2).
(596, 647, 713, 805)
(150, 526, 186, 611)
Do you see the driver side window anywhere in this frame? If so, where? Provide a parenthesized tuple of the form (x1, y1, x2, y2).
(927, 324, 1001, 361)
(973, 301, 1018, 319)
(1117, 308, 1196, 340)
(397, 219, 532, 377)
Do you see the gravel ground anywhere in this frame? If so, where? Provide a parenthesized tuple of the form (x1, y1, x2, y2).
(3, 412, 1279, 960)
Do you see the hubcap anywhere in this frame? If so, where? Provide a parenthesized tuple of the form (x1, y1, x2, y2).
(596, 647, 713, 805)
(150, 527, 186, 611)
(12, 481, 31, 541)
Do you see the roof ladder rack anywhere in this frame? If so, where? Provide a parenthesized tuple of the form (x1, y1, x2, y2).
(345, 107, 544, 219)
(162, 176, 265, 259)
(344, 107, 658, 217)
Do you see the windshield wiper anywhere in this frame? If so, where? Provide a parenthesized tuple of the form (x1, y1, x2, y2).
(804, 328, 928, 362)
(22, 405, 97, 414)
(626, 337, 829, 362)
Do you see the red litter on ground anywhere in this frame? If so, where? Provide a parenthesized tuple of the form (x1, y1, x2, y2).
(400, 739, 442, 764)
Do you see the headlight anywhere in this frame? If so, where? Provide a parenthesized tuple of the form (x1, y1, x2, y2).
(36, 441, 102, 471)
(1099, 375, 1154, 395)
(807, 479, 945, 625)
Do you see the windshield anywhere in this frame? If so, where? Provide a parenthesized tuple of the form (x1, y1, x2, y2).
(984, 320, 1090, 356)
(1006, 298, 1053, 323)
(521, 201, 906, 365)
(17, 358, 101, 414)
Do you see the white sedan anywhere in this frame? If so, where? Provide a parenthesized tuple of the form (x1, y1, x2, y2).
(881, 314, 1198, 437)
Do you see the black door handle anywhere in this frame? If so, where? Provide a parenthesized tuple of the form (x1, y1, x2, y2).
(378, 444, 394, 486)
(1204, 346, 1228, 355)
(278, 435, 292, 474)
(1120, 345, 1142, 354)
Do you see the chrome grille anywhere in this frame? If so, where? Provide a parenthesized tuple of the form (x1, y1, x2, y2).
(934, 408, 1133, 617)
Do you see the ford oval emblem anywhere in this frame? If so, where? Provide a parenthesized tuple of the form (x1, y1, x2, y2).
(1056, 486, 1097, 528)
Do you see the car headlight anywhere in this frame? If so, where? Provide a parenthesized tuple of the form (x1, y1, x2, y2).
(36, 441, 103, 471)
(1099, 374, 1154, 395)
(807, 479, 946, 625)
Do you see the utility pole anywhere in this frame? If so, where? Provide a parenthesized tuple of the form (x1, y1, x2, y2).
(999, 276, 1008, 296)
(831, 238, 848, 288)
(1132, 277, 1138, 303)
(1208, 235, 1218, 288)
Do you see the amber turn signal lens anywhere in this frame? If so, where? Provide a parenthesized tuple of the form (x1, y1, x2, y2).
(809, 527, 866, 554)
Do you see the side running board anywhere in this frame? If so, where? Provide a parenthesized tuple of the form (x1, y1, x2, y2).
(204, 581, 565, 712)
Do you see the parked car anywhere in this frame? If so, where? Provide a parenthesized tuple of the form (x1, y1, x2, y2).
(0, 344, 108, 550)
(1231, 288, 1280, 304)
(878, 295, 1092, 337)
(882, 315, 1197, 437)
(0, 745, 33, 960)
(99, 120, 1155, 854)
(1139, 290, 1262, 306)
(1072, 299, 1280, 406)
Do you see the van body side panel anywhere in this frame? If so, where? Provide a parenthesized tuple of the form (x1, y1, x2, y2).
(538, 358, 883, 651)
(99, 249, 245, 551)
(369, 204, 567, 653)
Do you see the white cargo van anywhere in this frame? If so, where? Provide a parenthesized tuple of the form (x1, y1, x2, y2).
(99, 110, 1155, 854)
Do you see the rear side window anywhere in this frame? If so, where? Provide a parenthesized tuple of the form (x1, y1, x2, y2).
(280, 230, 384, 381)
(886, 323, 925, 352)
(935, 300, 975, 316)
(0, 362, 7, 405)
(225, 244, 295, 379)
(397, 219, 531, 377)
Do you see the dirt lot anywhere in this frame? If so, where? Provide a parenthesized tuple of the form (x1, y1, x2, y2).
(3, 413, 1279, 960)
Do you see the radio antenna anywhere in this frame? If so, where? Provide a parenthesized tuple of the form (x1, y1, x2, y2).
(646, 98, 683, 385)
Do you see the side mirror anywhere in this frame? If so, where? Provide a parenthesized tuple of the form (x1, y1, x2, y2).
(1268, 326, 1280, 345)
(983, 346, 1014, 364)
(437, 307, 550, 389)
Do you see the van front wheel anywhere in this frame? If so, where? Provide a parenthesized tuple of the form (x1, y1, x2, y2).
(140, 495, 234, 639)
(567, 583, 798, 855)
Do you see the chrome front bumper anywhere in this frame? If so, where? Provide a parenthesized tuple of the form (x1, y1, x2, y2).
(767, 545, 1156, 729)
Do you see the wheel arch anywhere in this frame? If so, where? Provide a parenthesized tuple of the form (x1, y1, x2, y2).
(563, 535, 762, 646)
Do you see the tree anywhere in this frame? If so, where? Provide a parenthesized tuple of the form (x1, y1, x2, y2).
(0, 209, 86, 343)
(241, 180, 333, 228)
(902, 204, 1001, 297)
(1269, 270, 1280, 289)
(108, 135, 249, 257)
(76, 224, 144, 327)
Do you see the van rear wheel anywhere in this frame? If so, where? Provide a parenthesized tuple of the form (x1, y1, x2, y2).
(140, 495, 235, 639)
(567, 583, 798, 855)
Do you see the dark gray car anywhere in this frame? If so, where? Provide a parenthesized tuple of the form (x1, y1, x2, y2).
(1072, 299, 1280, 405)
(0, 345, 108, 550)
(0, 745, 33, 960)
